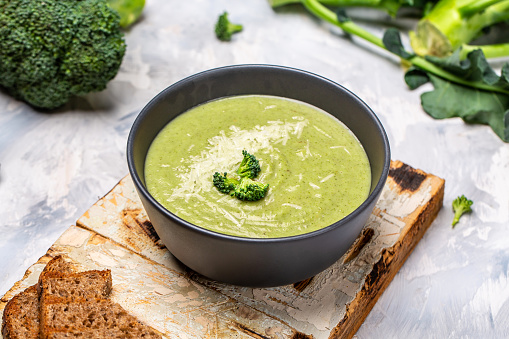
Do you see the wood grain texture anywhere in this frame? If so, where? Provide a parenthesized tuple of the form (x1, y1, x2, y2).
(1, 160, 445, 338)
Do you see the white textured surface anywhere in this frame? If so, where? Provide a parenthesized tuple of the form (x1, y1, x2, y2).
(0, 1, 508, 337)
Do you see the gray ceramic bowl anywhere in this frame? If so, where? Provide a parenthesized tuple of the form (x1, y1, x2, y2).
(127, 64, 390, 287)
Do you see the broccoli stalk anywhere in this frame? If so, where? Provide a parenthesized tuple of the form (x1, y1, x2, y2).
(269, 0, 437, 16)
(215, 12, 243, 41)
(452, 195, 473, 227)
(107, 0, 146, 28)
(212, 150, 269, 201)
(409, 0, 509, 58)
(0, 0, 126, 109)
(300, 0, 509, 95)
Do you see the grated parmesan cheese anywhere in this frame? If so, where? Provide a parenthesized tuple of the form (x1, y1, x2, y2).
(282, 203, 303, 210)
(169, 119, 309, 201)
(320, 173, 334, 183)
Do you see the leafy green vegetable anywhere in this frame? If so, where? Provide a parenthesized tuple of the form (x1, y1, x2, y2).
(452, 195, 473, 227)
(215, 12, 243, 42)
(405, 50, 509, 141)
(271, 0, 509, 141)
(108, 0, 145, 28)
(383, 28, 415, 60)
(0, 0, 126, 109)
(212, 151, 269, 201)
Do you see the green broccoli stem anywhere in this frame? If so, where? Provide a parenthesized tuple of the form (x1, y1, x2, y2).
(271, 0, 387, 7)
(302, 0, 385, 48)
(270, 0, 417, 15)
(452, 210, 462, 226)
(302, 0, 509, 96)
(458, 0, 508, 17)
(461, 43, 509, 60)
(229, 23, 243, 34)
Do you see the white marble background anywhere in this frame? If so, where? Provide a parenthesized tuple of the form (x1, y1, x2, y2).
(1, 1, 508, 338)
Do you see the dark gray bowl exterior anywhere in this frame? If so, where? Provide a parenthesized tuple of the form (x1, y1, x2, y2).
(127, 64, 390, 287)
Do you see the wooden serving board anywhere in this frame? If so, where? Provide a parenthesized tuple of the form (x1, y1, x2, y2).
(0, 160, 444, 338)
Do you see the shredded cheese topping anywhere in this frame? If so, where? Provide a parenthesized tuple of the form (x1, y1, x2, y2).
(169, 118, 309, 201)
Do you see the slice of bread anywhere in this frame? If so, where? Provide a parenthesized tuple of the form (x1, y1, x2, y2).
(46, 328, 162, 339)
(1, 285, 40, 339)
(39, 269, 112, 303)
(37, 256, 75, 294)
(3, 255, 161, 339)
(2, 256, 74, 339)
(40, 298, 161, 338)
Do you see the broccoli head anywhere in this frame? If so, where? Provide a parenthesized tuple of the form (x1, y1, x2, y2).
(233, 177, 269, 202)
(213, 172, 240, 195)
(452, 195, 473, 227)
(237, 150, 261, 179)
(215, 12, 243, 42)
(0, 0, 126, 109)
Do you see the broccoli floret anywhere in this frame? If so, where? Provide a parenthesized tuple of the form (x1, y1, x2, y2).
(215, 12, 243, 42)
(212, 150, 269, 201)
(233, 177, 269, 202)
(237, 150, 261, 179)
(213, 172, 239, 195)
(452, 195, 473, 227)
(0, 0, 126, 109)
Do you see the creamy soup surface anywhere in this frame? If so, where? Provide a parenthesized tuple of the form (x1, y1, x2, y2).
(145, 95, 371, 238)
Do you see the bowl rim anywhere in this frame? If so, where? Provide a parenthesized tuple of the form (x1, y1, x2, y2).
(127, 63, 391, 244)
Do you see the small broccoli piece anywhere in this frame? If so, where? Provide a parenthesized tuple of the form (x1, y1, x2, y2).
(237, 150, 261, 179)
(213, 151, 269, 201)
(215, 12, 243, 41)
(213, 172, 239, 194)
(452, 195, 473, 227)
(0, 0, 126, 109)
(234, 177, 269, 201)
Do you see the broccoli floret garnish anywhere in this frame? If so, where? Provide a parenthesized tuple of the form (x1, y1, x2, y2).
(213, 172, 239, 195)
(452, 195, 473, 228)
(215, 12, 243, 42)
(237, 150, 261, 179)
(0, 0, 126, 109)
(233, 177, 269, 201)
(212, 150, 269, 201)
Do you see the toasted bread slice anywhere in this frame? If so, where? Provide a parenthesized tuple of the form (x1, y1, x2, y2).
(37, 256, 75, 294)
(1, 285, 40, 339)
(40, 298, 161, 338)
(2, 256, 74, 339)
(39, 269, 112, 303)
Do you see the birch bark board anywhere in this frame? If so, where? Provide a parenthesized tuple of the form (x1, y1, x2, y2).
(0, 160, 445, 338)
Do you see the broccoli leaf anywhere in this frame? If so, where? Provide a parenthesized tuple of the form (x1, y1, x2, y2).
(425, 49, 509, 91)
(108, 0, 145, 28)
(407, 72, 509, 141)
(383, 28, 415, 60)
(404, 49, 509, 141)
(335, 8, 350, 23)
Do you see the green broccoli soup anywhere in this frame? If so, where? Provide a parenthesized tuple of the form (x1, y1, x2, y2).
(144, 95, 371, 238)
